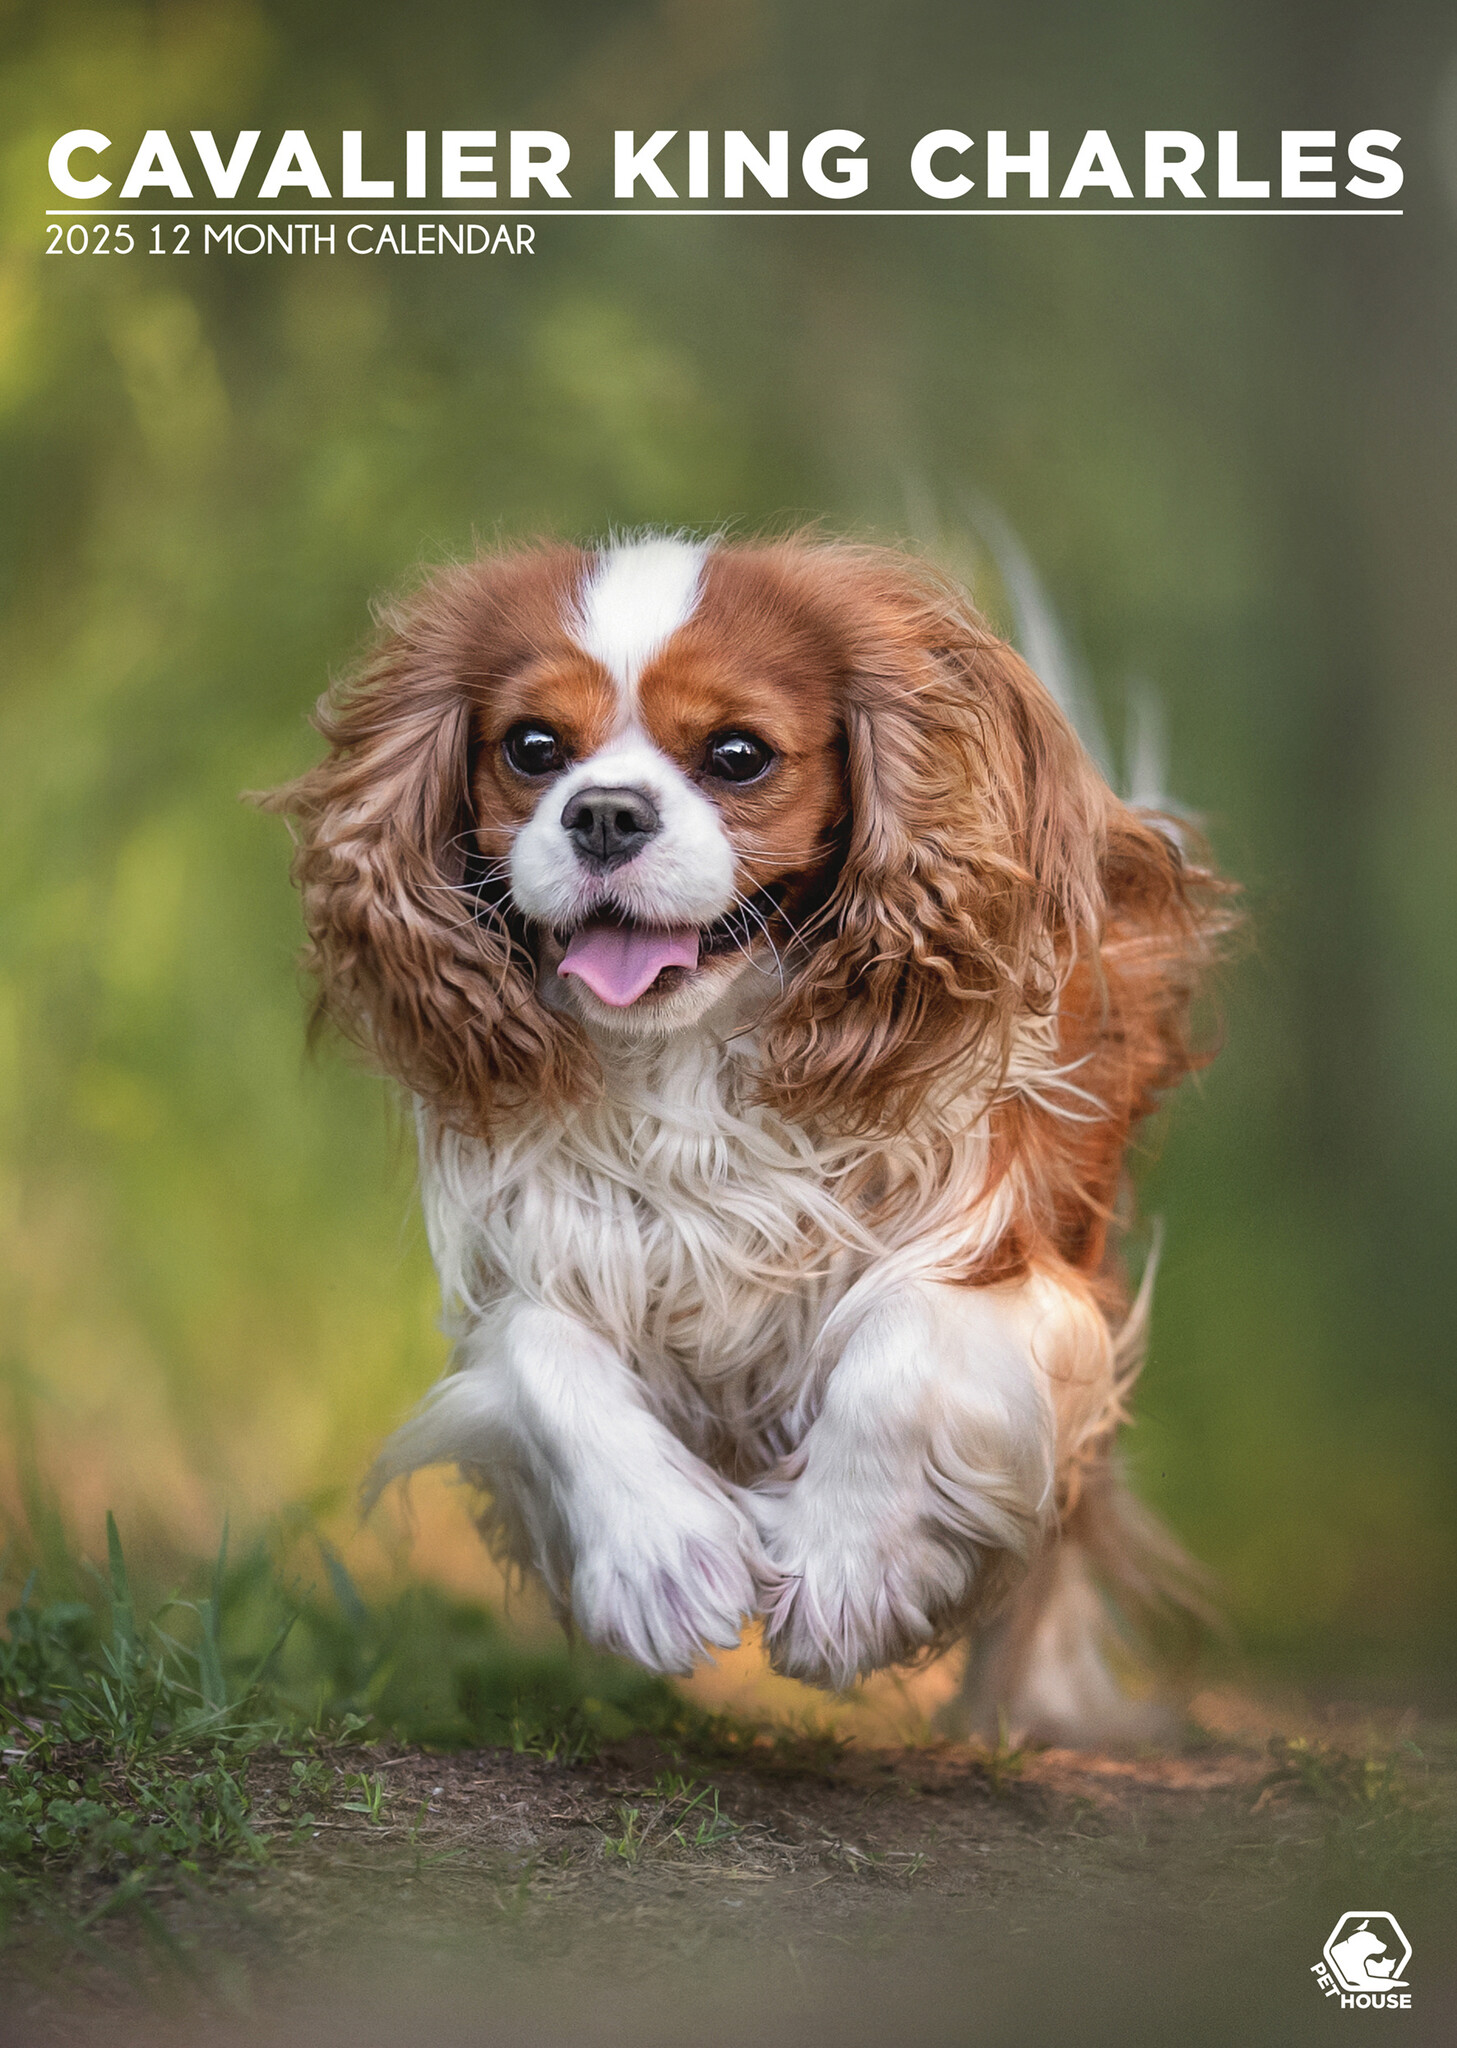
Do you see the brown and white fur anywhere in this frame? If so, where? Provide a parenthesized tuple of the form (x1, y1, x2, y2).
(269, 532, 1230, 1744)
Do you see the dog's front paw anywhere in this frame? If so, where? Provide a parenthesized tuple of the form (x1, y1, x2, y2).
(752, 1486, 980, 1691)
(569, 1473, 763, 1677)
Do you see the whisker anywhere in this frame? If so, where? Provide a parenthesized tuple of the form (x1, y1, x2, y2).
(732, 881, 817, 959)
(732, 841, 832, 865)
(729, 887, 789, 996)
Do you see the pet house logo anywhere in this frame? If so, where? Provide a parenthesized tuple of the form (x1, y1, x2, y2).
(1312, 1912, 1412, 2008)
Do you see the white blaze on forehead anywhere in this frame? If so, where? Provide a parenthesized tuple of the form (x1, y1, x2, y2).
(571, 537, 707, 706)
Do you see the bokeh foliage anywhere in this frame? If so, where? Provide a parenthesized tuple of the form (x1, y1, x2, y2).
(2, 0, 1455, 1680)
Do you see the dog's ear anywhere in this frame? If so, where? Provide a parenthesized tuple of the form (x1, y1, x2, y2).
(760, 550, 1109, 1134)
(262, 570, 585, 1136)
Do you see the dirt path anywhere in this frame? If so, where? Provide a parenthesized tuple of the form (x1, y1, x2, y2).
(4, 1702, 1455, 2047)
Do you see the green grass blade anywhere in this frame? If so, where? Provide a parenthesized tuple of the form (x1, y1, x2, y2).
(105, 1513, 137, 1664)
(240, 1608, 298, 1695)
(197, 1520, 229, 1712)
(317, 1538, 370, 1633)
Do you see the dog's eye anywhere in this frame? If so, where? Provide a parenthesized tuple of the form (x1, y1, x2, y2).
(503, 723, 567, 776)
(704, 731, 774, 783)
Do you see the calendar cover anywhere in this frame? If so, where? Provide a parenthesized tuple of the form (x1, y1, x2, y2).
(3, 1, 1453, 2035)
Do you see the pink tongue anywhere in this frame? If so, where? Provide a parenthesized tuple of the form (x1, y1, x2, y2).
(558, 923, 700, 1007)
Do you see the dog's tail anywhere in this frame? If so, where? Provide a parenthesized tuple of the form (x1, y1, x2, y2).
(908, 485, 1197, 837)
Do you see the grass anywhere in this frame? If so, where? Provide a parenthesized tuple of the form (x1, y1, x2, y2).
(598, 1773, 744, 1865)
(1253, 1732, 1450, 1903)
(1257, 1733, 1413, 1810)
(976, 1711, 1027, 1796)
(0, 1509, 732, 1941)
(0, 1515, 272, 1939)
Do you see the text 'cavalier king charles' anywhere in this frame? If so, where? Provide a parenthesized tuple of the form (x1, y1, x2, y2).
(270, 532, 1231, 1746)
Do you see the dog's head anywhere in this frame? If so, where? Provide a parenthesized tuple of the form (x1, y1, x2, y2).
(273, 534, 1119, 1135)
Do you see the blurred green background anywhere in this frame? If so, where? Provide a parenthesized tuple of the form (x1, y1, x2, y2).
(2, 0, 1454, 1689)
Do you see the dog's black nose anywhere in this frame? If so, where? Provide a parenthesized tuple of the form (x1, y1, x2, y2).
(562, 785, 661, 870)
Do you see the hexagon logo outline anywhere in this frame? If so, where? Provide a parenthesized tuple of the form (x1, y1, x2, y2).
(1322, 1912, 1412, 1995)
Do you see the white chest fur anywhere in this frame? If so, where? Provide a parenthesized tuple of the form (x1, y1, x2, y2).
(418, 1029, 1010, 1466)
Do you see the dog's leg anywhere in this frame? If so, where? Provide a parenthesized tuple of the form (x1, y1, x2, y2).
(941, 1455, 1206, 1748)
(370, 1299, 764, 1674)
(754, 1271, 1113, 1691)
(939, 1536, 1174, 1749)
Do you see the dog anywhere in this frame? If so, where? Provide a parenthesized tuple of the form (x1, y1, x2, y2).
(269, 531, 1230, 1745)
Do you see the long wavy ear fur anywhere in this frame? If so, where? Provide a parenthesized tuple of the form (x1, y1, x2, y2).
(759, 547, 1110, 1134)
(259, 563, 586, 1136)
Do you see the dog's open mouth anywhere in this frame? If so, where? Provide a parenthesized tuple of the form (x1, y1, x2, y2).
(555, 888, 787, 1009)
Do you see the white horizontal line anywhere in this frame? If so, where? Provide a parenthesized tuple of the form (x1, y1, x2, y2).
(45, 205, 1404, 218)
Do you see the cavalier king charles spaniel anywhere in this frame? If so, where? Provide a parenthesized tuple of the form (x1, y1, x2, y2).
(270, 532, 1229, 1745)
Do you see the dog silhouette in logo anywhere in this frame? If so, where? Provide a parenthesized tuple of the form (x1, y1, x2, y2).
(1330, 1922, 1407, 1992)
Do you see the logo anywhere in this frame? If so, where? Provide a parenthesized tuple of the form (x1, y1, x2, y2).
(1312, 1913, 1412, 2008)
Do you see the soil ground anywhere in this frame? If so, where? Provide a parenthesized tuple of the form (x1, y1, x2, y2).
(3, 1690, 1455, 2048)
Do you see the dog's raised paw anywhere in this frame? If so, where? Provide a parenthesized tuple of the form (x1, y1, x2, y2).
(568, 1486, 762, 1675)
(756, 1502, 979, 1691)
